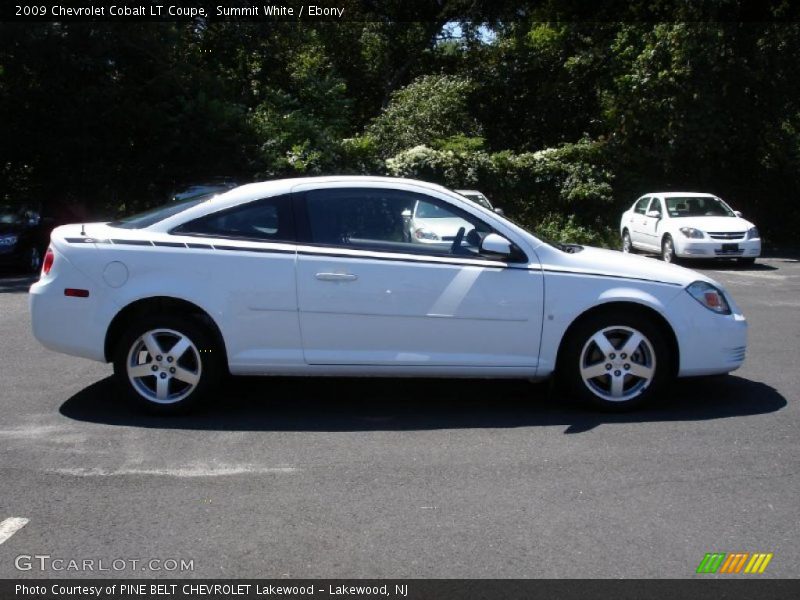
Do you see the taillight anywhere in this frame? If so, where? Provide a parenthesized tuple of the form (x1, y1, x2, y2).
(42, 247, 55, 275)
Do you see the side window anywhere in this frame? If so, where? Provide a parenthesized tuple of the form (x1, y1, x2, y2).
(634, 198, 650, 215)
(302, 188, 495, 258)
(172, 194, 294, 242)
(647, 198, 662, 217)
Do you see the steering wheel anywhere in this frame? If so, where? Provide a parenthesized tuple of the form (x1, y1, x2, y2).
(450, 227, 466, 254)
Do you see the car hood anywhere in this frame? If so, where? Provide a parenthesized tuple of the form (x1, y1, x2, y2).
(547, 245, 716, 288)
(670, 216, 754, 232)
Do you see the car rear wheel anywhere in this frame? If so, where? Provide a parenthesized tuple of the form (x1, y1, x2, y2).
(622, 230, 635, 254)
(559, 310, 672, 411)
(661, 235, 676, 264)
(738, 257, 756, 266)
(113, 316, 222, 414)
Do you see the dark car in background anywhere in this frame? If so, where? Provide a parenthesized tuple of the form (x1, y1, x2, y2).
(0, 203, 50, 273)
(0, 201, 87, 273)
(170, 180, 239, 203)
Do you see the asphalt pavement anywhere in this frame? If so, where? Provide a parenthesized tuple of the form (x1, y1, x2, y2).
(0, 257, 798, 579)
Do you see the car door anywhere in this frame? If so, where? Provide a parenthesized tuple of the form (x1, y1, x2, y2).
(641, 197, 663, 249)
(629, 197, 651, 247)
(293, 184, 543, 369)
(168, 194, 302, 370)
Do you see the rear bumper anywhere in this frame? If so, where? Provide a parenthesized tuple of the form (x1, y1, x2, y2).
(29, 263, 111, 363)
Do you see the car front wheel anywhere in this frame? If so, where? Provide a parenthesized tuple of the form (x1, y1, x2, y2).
(559, 310, 672, 411)
(661, 235, 676, 264)
(113, 316, 222, 414)
(622, 230, 634, 254)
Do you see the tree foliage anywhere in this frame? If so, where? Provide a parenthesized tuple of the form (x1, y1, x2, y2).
(2, 13, 800, 243)
(365, 74, 480, 157)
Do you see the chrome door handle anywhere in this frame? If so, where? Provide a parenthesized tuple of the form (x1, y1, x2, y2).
(315, 272, 358, 281)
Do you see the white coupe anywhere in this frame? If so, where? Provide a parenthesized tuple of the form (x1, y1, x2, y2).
(620, 192, 761, 264)
(30, 177, 748, 413)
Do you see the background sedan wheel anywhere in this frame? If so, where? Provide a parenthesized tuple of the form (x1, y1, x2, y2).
(622, 230, 634, 254)
(28, 247, 42, 273)
(559, 310, 672, 411)
(114, 316, 222, 414)
(661, 235, 676, 263)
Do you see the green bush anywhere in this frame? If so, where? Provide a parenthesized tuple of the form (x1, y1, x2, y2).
(531, 213, 618, 247)
(366, 75, 481, 157)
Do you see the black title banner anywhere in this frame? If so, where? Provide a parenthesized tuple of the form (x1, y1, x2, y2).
(3, 0, 800, 23)
(4, 580, 800, 600)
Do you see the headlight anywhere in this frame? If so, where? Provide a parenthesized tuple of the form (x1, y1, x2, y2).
(686, 281, 731, 315)
(0, 234, 18, 246)
(747, 226, 759, 239)
(679, 227, 704, 239)
(414, 228, 439, 241)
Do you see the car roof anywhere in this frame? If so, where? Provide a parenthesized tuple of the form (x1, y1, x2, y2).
(642, 192, 717, 198)
(220, 176, 455, 201)
(148, 176, 466, 232)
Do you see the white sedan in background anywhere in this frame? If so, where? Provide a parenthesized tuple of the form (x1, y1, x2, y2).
(620, 192, 761, 264)
(31, 177, 747, 414)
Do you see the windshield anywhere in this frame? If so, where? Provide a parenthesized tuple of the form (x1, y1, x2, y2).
(109, 196, 208, 229)
(414, 201, 455, 219)
(665, 196, 734, 218)
(0, 205, 22, 224)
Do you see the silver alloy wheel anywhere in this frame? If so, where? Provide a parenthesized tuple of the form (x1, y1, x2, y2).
(126, 328, 202, 404)
(30, 247, 41, 272)
(622, 231, 632, 253)
(662, 237, 674, 263)
(579, 325, 656, 402)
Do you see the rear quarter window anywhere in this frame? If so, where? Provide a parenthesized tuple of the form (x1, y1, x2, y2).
(171, 195, 295, 243)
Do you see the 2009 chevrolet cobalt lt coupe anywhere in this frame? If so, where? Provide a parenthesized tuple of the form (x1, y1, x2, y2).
(30, 177, 747, 413)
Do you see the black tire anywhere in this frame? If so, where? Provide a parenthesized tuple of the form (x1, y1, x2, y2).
(738, 257, 756, 266)
(621, 230, 635, 254)
(26, 246, 43, 274)
(558, 309, 673, 412)
(113, 315, 223, 414)
(661, 235, 677, 264)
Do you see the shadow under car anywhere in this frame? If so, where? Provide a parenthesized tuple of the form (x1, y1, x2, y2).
(60, 373, 787, 435)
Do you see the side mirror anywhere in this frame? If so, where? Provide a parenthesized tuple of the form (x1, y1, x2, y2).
(734, 210, 743, 218)
(646, 210, 661, 218)
(401, 209, 412, 219)
(493, 207, 505, 216)
(480, 233, 513, 258)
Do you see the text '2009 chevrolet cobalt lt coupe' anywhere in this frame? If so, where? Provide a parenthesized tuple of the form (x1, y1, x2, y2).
(30, 177, 747, 413)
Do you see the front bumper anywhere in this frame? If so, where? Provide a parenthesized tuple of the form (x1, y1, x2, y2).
(667, 290, 748, 377)
(673, 237, 761, 259)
